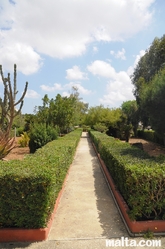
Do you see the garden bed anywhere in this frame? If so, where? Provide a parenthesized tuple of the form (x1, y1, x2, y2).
(89, 130, 165, 236)
(92, 142, 165, 236)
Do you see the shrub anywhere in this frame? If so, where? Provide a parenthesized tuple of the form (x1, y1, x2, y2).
(89, 130, 165, 221)
(137, 129, 164, 145)
(16, 127, 24, 137)
(29, 124, 58, 153)
(0, 128, 82, 228)
(18, 132, 30, 147)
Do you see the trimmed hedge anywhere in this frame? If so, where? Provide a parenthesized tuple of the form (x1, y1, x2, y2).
(137, 129, 164, 145)
(89, 130, 165, 221)
(0, 129, 82, 228)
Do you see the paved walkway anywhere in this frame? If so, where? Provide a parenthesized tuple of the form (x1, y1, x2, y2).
(1, 132, 165, 249)
(48, 132, 127, 241)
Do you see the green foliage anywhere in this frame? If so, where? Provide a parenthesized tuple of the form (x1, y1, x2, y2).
(121, 100, 139, 137)
(84, 106, 122, 128)
(93, 123, 108, 133)
(34, 88, 88, 134)
(131, 34, 165, 134)
(18, 132, 30, 147)
(141, 68, 165, 139)
(137, 129, 164, 145)
(89, 130, 165, 221)
(16, 127, 24, 136)
(29, 124, 58, 153)
(0, 129, 82, 228)
(143, 229, 154, 239)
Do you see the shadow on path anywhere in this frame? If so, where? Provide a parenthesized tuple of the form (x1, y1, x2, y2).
(85, 135, 128, 238)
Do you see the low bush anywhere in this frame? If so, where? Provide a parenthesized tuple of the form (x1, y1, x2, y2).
(18, 132, 30, 147)
(0, 128, 82, 228)
(89, 130, 165, 221)
(137, 129, 164, 145)
(29, 124, 58, 153)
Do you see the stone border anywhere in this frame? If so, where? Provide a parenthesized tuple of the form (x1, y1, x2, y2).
(92, 143, 165, 236)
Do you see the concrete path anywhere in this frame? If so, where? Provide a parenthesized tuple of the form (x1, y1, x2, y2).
(48, 132, 127, 241)
(1, 132, 165, 249)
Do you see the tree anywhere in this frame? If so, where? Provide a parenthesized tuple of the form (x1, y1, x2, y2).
(34, 87, 88, 133)
(84, 105, 123, 137)
(132, 35, 165, 93)
(121, 100, 139, 137)
(141, 68, 165, 143)
(131, 34, 165, 130)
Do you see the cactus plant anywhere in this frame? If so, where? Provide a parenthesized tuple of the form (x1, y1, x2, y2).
(0, 64, 28, 159)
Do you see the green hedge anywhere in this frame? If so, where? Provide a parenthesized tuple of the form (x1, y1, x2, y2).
(0, 129, 82, 228)
(137, 129, 164, 145)
(89, 130, 165, 221)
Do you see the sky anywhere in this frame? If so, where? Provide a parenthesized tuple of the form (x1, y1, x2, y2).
(0, 0, 165, 114)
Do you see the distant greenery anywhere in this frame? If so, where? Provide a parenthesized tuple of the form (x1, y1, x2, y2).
(131, 34, 165, 143)
(33, 87, 88, 134)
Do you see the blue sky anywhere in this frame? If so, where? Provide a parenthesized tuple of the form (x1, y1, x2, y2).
(0, 0, 165, 114)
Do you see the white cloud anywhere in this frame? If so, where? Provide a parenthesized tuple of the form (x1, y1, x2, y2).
(110, 48, 126, 60)
(0, 0, 155, 68)
(66, 66, 88, 80)
(0, 43, 43, 75)
(62, 91, 70, 97)
(40, 81, 91, 96)
(65, 82, 92, 95)
(40, 83, 63, 92)
(87, 60, 116, 78)
(87, 60, 135, 107)
(25, 89, 40, 99)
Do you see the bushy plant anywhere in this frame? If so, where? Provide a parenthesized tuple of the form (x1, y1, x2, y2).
(29, 124, 58, 153)
(16, 127, 24, 136)
(93, 123, 108, 133)
(137, 129, 164, 145)
(18, 132, 30, 147)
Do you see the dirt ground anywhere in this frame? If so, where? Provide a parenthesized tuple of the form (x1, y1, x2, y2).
(4, 137, 30, 161)
(4, 136, 165, 161)
(129, 137, 165, 157)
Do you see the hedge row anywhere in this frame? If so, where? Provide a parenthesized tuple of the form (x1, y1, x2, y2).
(89, 130, 165, 221)
(137, 129, 164, 145)
(0, 128, 82, 228)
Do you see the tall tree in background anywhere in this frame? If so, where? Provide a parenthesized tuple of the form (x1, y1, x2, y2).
(131, 34, 165, 130)
(121, 100, 139, 137)
(140, 68, 165, 143)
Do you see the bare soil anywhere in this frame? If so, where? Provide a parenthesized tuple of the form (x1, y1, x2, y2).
(4, 137, 165, 161)
(4, 137, 30, 161)
(129, 137, 165, 157)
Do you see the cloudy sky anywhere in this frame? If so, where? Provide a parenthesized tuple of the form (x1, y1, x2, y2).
(0, 0, 164, 114)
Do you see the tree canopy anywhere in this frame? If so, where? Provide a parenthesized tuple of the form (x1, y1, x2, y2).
(131, 34, 165, 141)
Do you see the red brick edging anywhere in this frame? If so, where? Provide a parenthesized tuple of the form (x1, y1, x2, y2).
(92, 143, 165, 235)
(0, 166, 71, 242)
